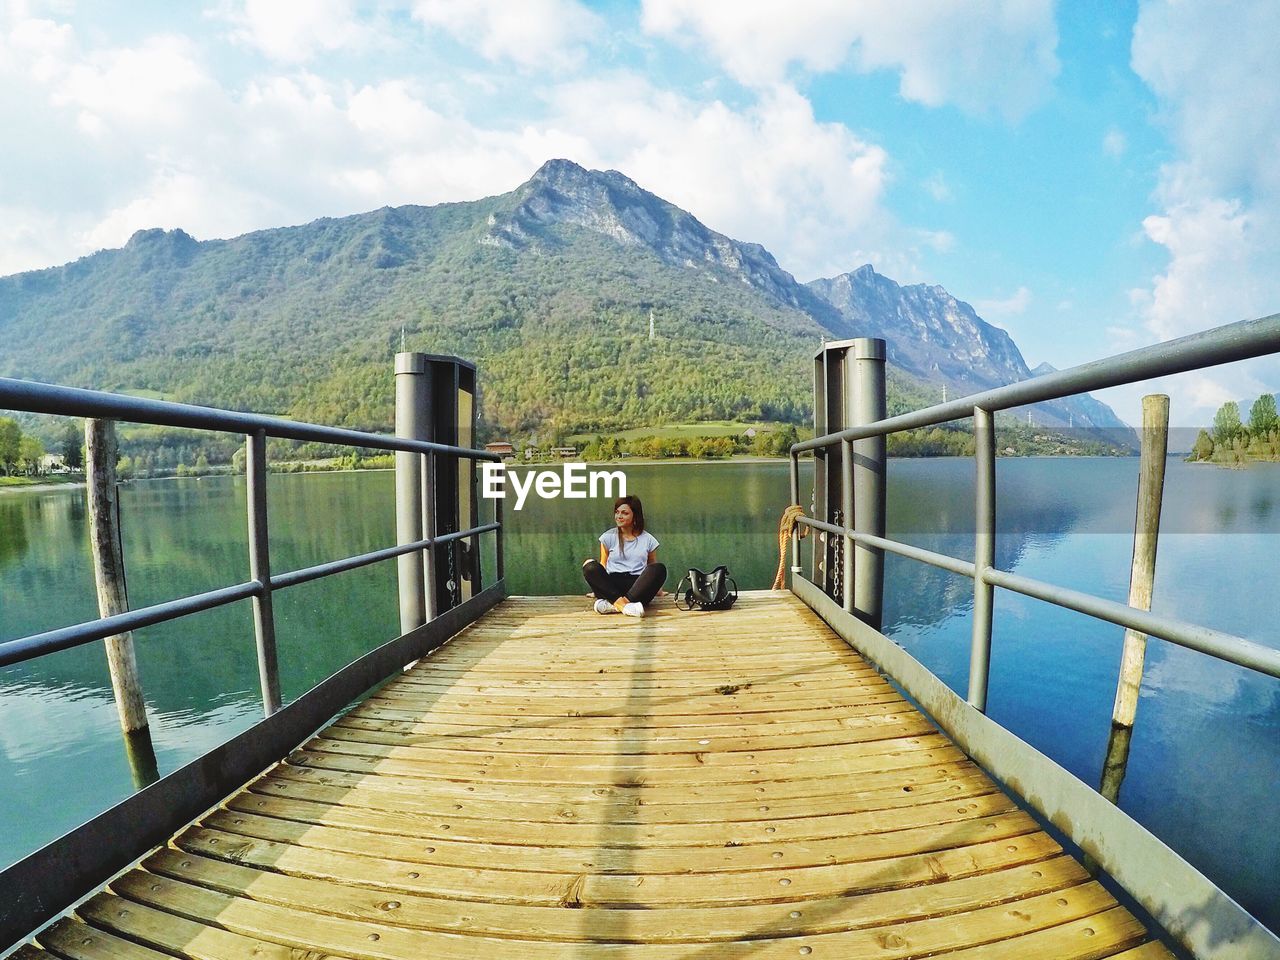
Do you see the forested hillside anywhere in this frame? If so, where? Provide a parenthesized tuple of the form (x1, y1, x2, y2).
(0, 159, 1126, 448)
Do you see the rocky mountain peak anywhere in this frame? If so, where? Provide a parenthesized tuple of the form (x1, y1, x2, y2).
(483, 159, 828, 318)
(807, 266, 1128, 433)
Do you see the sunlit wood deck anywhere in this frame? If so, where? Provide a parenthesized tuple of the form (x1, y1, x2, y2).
(17, 592, 1173, 959)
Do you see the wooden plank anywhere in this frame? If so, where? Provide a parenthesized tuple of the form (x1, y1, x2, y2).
(80, 879, 1129, 958)
(29, 594, 1171, 959)
(35, 917, 171, 959)
(221, 788, 1018, 848)
(300, 726, 945, 772)
(254, 761, 996, 822)
(350, 696, 908, 727)
(280, 750, 975, 803)
(141, 848, 1089, 942)
(284, 739, 968, 787)
(197, 806, 1043, 874)
(174, 825, 1067, 906)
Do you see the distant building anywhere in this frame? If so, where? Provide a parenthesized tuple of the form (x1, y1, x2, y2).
(743, 428, 757, 439)
(40, 454, 66, 472)
(484, 442, 515, 459)
(552, 446, 578, 458)
(524, 446, 540, 460)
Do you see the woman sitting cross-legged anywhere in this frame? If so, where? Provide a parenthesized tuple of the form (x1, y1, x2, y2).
(582, 495, 666, 618)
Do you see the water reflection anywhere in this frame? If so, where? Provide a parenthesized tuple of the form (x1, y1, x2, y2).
(0, 498, 28, 567)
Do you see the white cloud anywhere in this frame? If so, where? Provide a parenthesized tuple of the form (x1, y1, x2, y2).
(975, 286, 1032, 318)
(1102, 126, 1126, 157)
(1126, 0, 1280, 425)
(412, 0, 602, 70)
(78, 169, 271, 253)
(641, 0, 1059, 119)
(219, 0, 373, 63)
(54, 35, 219, 131)
(923, 172, 952, 202)
(537, 76, 897, 280)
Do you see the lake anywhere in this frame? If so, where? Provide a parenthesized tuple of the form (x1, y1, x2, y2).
(1, 457, 1277, 933)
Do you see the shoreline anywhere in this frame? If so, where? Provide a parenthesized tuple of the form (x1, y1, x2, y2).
(0, 453, 1163, 498)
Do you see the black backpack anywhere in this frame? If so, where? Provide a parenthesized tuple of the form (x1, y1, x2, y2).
(675, 566, 738, 611)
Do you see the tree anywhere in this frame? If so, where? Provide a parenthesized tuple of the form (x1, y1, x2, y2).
(1191, 429, 1215, 461)
(18, 436, 44, 475)
(1212, 401, 1242, 444)
(61, 422, 84, 471)
(1249, 393, 1279, 437)
(0, 417, 20, 475)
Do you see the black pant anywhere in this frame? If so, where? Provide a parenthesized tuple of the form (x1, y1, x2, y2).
(583, 560, 667, 605)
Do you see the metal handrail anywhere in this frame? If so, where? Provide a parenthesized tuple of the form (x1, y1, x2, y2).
(0, 520, 503, 669)
(789, 311, 1280, 706)
(0, 376, 502, 460)
(794, 312, 1280, 451)
(0, 376, 502, 694)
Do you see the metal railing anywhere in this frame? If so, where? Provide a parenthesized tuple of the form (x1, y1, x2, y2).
(0, 374, 508, 952)
(0, 378, 503, 699)
(787, 313, 1280, 960)
(789, 312, 1280, 710)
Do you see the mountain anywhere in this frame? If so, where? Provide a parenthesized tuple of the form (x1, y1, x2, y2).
(808, 268, 1128, 433)
(0, 158, 1129, 443)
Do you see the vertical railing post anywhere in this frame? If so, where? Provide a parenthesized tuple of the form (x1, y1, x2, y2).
(788, 451, 802, 575)
(85, 418, 149, 735)
(494, 462, 505, 583)
(394, 353, 429, 633)
(421, 451, 439, 621)
(812, 347, 830, 590)
(1100, 393, 1170, 803)
(841, 438, 855, 613)
(969, 406, 996, 711)
(850, 338, 887, 628)
(246, 429, 280, 716)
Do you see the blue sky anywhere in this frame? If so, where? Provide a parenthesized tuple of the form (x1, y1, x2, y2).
(2, 0, 1277, 426)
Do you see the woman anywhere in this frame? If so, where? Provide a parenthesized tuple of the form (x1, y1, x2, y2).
(582, 495, 666, 617)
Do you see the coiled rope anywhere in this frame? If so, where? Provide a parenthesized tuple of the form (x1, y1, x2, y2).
(772, 504, 808, 590)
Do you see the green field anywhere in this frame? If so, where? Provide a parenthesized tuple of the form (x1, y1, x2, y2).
(566, 421, 797, 443)
(0, 475, 80, 488)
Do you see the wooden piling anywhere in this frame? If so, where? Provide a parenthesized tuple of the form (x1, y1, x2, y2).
(1100, 394, 1169, 803)
(85, 418, 149, 734)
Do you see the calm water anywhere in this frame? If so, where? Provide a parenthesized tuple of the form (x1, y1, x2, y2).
(1, 459, 1277, 932)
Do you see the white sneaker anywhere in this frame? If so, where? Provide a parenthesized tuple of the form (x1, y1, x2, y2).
(622, 602, 644, 618)
(594, 598, 619, 615)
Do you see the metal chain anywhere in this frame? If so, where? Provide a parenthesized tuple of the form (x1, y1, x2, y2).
(831, 508, 844, 605)
(446, 533, 459, 606)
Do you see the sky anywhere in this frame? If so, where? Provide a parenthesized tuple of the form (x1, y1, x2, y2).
(1, 0, 1278, 428)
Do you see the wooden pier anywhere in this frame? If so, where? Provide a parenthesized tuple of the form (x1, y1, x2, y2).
(15, 593, 1172, 959)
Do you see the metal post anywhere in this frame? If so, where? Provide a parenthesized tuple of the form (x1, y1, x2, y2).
(246, 429, 280, 716)
(456, 384, 476, 601)
(421, 451, 439, 621)
(788, 451, 802, 573)
(1101, 394, 1170, 803)
(969, 406, 996, 711)
(850, 338, 887, 628)
(812, 348, 829, 587)
(85, 418, 149, 735)
(841, 438, 855, 613)
(394, 353, 429, 633)
(494, 470, 505, 583)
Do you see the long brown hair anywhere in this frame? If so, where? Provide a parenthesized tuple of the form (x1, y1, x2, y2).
(613, 495, 645, 554)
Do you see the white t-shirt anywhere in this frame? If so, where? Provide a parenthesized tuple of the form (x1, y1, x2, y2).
(599, 528, 659, 575)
